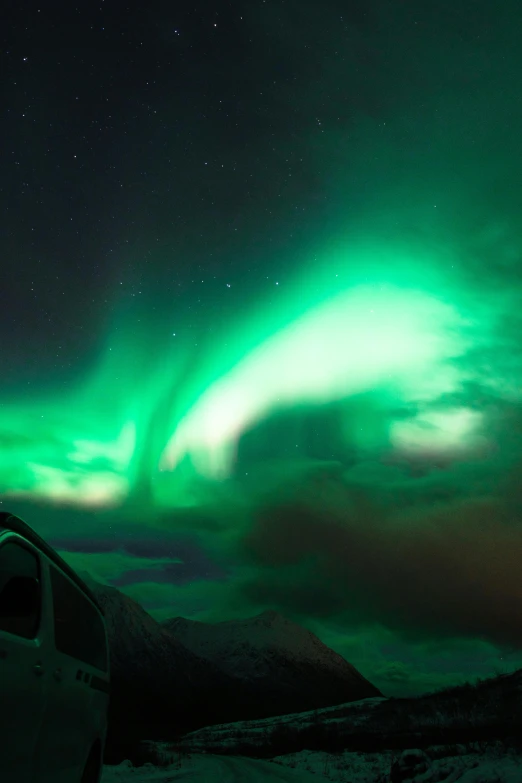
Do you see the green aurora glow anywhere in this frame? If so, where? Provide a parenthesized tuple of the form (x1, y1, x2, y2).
(0, 241, 486, 506)
(6, 0, 522, 699)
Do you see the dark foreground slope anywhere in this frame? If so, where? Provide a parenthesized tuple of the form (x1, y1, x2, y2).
(87, 580, 251, 761)
(179, 671, 522, 758)
(82, 576, 380, 761)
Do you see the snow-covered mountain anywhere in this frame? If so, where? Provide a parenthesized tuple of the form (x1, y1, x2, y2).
(161, 609, 381, 711)
(77, 573, 380, 759)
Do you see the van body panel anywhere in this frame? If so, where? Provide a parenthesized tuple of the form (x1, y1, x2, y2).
(0, 606, 48, 782)
(0, 533, 49, 782)
(0, 516, 110, 783)
(35, 558, 109, 783)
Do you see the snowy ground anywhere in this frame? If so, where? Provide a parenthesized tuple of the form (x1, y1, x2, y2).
(101, 753, 319, 781)
(272, 746, 522, 782)
(102, 745, 522, 782)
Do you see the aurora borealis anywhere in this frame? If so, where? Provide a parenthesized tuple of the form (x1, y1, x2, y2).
(4, 0, 522, 695)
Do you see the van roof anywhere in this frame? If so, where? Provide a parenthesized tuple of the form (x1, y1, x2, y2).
(0, 511, 105, 617)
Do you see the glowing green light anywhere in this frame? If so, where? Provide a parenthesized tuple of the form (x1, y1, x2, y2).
(390, 408, 485, 454)
(161, 284, 469, 478)
(0, 239, 481, 507)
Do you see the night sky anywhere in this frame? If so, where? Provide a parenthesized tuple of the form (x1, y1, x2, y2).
(3, 0, 522, 697)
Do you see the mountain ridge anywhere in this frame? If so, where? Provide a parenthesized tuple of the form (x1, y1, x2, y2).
(77, 572, 381, 760)
(161, 608, 381, 704)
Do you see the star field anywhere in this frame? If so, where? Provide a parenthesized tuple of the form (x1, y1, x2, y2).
(3, 0, 522, 696)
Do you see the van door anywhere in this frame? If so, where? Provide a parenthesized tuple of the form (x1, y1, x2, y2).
(36, 563, 109, 783)
(0, 538, 47, 783)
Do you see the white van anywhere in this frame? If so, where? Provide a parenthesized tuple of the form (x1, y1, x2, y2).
(0, 511, 110, 783)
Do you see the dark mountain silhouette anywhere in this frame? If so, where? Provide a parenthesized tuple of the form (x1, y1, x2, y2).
(162, 609, 380, 712)
(79, 574, 380, 761)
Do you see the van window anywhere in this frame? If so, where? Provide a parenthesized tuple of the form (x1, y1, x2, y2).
(0, 541, 41, 639)
(49, 565, 107, 671)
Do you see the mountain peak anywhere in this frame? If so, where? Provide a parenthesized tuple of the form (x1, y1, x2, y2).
(80, 580, 380, 744)
(162, 608, 381, 710)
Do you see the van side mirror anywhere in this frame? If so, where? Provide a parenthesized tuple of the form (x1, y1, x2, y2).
(0, 575, 39, 618)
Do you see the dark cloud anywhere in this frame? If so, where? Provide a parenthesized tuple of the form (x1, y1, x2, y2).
(241, 469, 522, 649)
(49, 537, 117, 554)
(112, 556, 226, 588)
(50, 528, 227, 587)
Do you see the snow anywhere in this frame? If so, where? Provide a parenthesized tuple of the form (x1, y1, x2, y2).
(101, 748, 522, 782)
(101, 753, 319, 781)
(271, 745, 522, 782)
